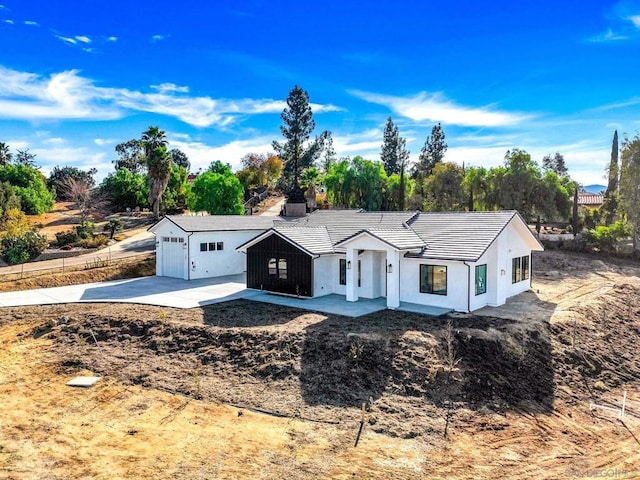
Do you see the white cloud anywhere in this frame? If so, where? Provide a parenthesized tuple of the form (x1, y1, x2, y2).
(169, 137, 274, 172)
(0, 66, 340, 127)
(351, 90, 528, 127)
(75, 35, 91, 44)
(107, 36, 118, 42)
(4, 19, 13, 24)
(94, 138, 117, 147)
(151, 34, 167, 42)
(56, 35, 77, 45)
(630, 15, 640, 27)
(0, 4, 7, 9)
(24, 20, 38, 26)
(151, 83, 190, 94)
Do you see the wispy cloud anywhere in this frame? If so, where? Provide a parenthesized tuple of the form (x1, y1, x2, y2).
(351, 90, 528, 127)
(3, 19, 13, 24)
(151, 83, 189, 94)
(630, 14, 640, 27)
(587, 96, 640, 112)
(55, 35, 77, 45)
(107, 36, 118, 42)
(151, 34, 168, 43)
(0, 66, 340, 127)
(589, 28, 629, 42)
(75, 35, 91, 44)
(24, 20, 38, 26)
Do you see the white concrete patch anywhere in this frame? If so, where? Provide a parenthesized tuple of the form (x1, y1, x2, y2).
(66, 376, 101, 387)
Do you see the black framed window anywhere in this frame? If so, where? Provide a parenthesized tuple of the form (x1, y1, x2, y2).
(268, 258, 277, 276)
(278, 258, 287, 279)
(420, 265, 447, 295)
(339, 259, 346, 285)
(512, 256, 529, 283)
(208, 242, 215, 251)
(475, 264, 487, 295)
(217, 242, 224, 251)
(512, 257, 521, 284)
(200, 243, 207, 252)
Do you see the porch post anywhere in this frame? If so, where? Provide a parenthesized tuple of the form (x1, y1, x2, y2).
(386, 249, 400, 309)
(346, 248, 358, 302)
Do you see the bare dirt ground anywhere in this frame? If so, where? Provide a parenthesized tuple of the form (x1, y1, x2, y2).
(1, 250, 640, 479)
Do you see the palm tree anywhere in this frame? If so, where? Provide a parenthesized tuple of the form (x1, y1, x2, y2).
(0, 142, 13, 166)
(141, 126, 171, 220)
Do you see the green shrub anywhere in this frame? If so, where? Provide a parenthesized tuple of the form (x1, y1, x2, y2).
(1, 231, 48, 264)
(55, 230, 79, 246)
(75, 221, 96, 239)
(585, 220, 632, 253)
(77, 234, 109, 248)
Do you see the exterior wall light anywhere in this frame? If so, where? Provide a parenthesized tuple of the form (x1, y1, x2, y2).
(387, 263, 393, 273)
(347, 260, 352, 270)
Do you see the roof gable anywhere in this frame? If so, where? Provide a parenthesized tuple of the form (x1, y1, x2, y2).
(149, 214, 276, 233)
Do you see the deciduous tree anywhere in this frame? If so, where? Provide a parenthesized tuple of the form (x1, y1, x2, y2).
(187, 171, 244, 215)
(541, 152, 568, 177)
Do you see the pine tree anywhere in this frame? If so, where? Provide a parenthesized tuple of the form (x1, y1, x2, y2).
(380, 117, 410, 209)
(415, 123, 447, 177)
(272, 85, 328, 195)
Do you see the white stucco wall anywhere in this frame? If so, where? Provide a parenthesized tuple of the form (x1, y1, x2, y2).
(313, 254, 338, 297)
(399, 258, 469, 312)
(505, 220, 534, 298)
(188, 230, 263, 280)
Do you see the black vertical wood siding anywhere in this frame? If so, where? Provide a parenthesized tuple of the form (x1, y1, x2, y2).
(246, 234, 313, 296)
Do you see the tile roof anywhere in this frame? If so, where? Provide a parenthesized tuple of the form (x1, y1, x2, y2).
(407, 210, 519, 261)
(335, 227, 427, 251)
(158, 215, 277, 232)
(273, 226, 334, 255)
(296, 210, 420, 245)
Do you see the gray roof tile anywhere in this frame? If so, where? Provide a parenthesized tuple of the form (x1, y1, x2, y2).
(273, 226, 334, 255)
(407, 211, 520, 261)
(160, 215, 276, 232)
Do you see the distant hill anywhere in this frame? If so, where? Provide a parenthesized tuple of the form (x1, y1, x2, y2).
(583, 184, 606, 194)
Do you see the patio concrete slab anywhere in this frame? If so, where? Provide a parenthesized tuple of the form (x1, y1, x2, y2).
(0, 274, 256, 309)
(397, 301, 452, 317)
(247, 293, 389, 318)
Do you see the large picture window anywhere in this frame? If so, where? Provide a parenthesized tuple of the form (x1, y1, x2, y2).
(339, 259, 346, 285)
(420, 265, 447, 295)
(475, 264, 487, 295)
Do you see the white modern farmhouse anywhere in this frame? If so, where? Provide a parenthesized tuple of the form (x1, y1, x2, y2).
(150, 210, 543, 313)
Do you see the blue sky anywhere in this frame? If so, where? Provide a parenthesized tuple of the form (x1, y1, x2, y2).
(0, 1, 639, 186)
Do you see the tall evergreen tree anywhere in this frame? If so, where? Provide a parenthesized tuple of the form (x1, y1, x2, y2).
(272, 85, 328, 195)
(380, 117, 409, 209)
(415, 123, 447, 177)
(606, 130, 619, 193)
(381, 117, 400, 176)
(603, 130, 619, 225)
(619, 134, 640, 250)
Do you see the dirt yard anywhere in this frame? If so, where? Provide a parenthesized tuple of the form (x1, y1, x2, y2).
(1, 250, 639, 479)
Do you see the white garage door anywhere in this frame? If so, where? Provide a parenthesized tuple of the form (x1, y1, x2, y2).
(161, 236, 186, 278)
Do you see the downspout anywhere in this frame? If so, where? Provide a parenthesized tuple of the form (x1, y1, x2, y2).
(463, 261, 471, 313)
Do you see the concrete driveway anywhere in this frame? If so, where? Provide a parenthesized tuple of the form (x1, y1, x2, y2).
(0, 274, 259, 309)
